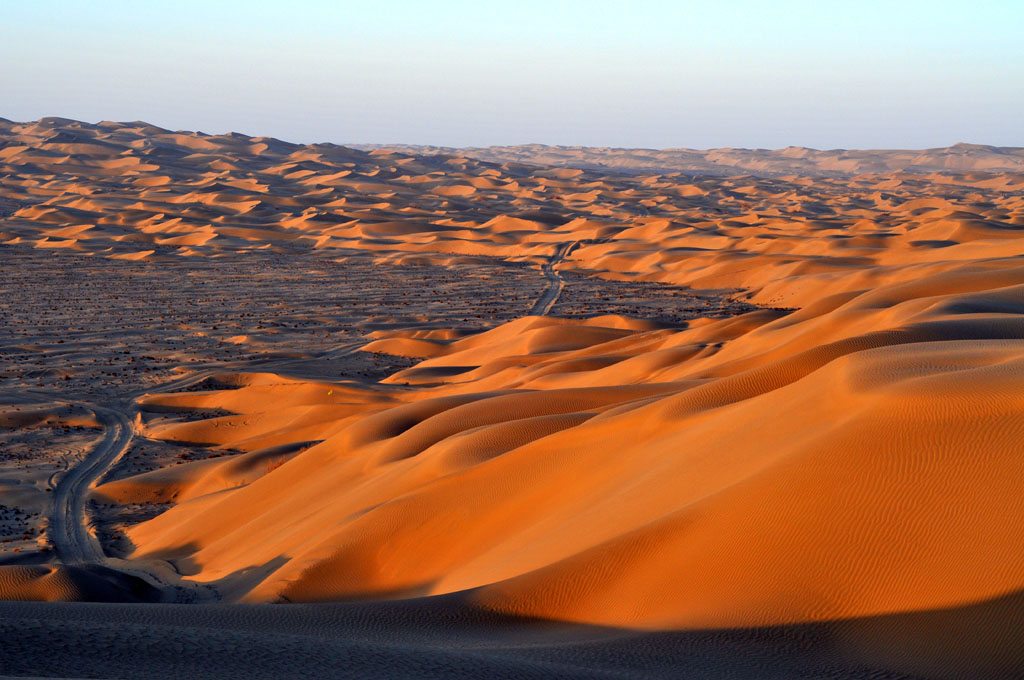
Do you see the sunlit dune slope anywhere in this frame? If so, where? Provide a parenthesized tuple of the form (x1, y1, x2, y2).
(119, 264, 1023, 642)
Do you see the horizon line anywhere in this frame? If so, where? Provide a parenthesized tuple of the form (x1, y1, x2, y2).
(6, 116, 1023, 154)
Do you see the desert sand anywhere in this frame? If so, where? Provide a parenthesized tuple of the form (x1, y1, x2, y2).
(352, 141, 1024, 177)
(0, 117, 1022, 679)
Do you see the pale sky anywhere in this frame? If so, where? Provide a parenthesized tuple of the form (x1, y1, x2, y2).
(3, 0, 1022, 149)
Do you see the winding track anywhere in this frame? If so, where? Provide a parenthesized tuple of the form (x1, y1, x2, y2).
(49, 404, 133, 565)
(530, 241, 579, 316)
(45, 361, 250, 569)
(41, 341, 370, 600)
(42, 249, 575, 599)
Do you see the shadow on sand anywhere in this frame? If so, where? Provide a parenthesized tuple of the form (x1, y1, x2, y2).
(0, 588, 1020, 679)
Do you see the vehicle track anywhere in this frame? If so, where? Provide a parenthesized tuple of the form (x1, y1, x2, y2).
(530, 241, 580, 316)
(49, 404, 132, 565)
(40, 340, 371, 602)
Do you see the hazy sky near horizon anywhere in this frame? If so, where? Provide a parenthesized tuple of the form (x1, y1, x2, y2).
(4, 1, 1022, 149)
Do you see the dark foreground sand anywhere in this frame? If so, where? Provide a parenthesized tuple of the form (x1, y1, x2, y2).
(1, 590, 1021, 680)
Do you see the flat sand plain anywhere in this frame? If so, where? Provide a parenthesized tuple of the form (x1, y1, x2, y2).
(0, 118, 1022, 679)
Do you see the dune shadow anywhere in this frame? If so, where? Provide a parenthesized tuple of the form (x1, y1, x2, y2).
(0, 588, 1019, 678)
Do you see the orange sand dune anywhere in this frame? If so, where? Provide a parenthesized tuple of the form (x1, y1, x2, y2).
(108, 279, 1024, 678)
(0, 565, 156, 602)
(124, 296, 1024, 633)
(1, 118, 1023, 678)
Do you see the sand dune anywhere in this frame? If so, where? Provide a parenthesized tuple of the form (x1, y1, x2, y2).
(1, 118, 1023, 678)
(122, 307, 1024, 627)
(0, 564, 156, 602)
(352, 142, 1024, 177)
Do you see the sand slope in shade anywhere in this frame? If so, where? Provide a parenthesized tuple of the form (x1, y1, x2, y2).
(0, 564, 157, 602)
(0, 591, 1021, 679)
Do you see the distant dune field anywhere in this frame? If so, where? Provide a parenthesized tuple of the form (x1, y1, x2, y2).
(350, 141, 1024, 177)
(0, 118, 1022, 679)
